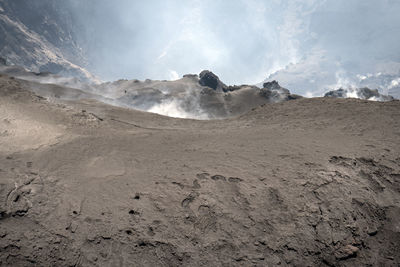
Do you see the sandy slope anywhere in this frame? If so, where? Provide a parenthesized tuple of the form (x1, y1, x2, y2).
(0, 75, 399, 266)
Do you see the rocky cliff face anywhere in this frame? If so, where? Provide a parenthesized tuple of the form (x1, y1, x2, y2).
(0, 0, 94, 81)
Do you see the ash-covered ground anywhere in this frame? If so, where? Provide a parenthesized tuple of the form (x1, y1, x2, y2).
(1, 0, 400, 265)
(0, 72, 399, 266)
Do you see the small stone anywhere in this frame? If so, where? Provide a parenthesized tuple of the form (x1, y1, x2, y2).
(0, 231, 7, 238)
(129, 209, 139, 215)
(87, 232, 97, 242)
(101, 233, 111, 239)
(66, 221, 78, 233)
(335, 245, 359, 260)
(367, 228, 378, 236)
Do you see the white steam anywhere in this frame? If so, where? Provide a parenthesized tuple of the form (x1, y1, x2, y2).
(147, 99, 208, 119)
(345, 88, 359, 99)
(168, 70, 180, 81)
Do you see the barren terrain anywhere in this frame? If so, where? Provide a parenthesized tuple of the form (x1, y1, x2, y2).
(0, 74, 399, 266)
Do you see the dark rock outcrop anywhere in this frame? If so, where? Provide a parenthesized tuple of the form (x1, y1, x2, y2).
(199, 70, 228, 92)
(324, 88, 347, 98)
(0, 57, 6, 65)
(358, 88, 394, 101)
(324, 88, 394, 101)
(263, 80, 284, 91)
(261, 80, 302, 102)
(96, 73, 303, 118)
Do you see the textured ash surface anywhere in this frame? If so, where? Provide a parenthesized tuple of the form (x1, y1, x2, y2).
(0, 74, 399, 266)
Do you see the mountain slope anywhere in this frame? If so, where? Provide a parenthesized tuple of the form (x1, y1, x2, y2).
(0, 0, 94, 81)
(0, 75, 399, 266)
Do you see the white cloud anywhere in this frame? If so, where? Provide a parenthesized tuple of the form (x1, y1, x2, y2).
(157, 50, 167, 60)
(168, 70, 180, 81)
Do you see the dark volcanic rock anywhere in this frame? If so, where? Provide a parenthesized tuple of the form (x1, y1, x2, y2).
(324, 87, 394, 101)
(0, 57, 6, 65)
(261, 80, 302, 102)
(199, 70, 228, 92)
(324, 88, 347, 98)
(263, 80, 285, 91)
(358, 87, 394, 101)
(287, 94, 303, 100)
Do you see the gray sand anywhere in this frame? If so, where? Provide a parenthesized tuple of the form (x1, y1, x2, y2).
(0, 74, 399, 266)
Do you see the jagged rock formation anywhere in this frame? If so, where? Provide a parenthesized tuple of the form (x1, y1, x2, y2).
(199, 70, 228, 92)
(261, 80, 302, 102)
(356, 73, 400, 100)
(325, 88, 347, 98)
(263, 80, 282, 90)
(0, 64, 303, 119)
(325, 88, 394, 101)
(94, 71, 303, 118)
(0, 66, 303, 119)
(0, 0, 94, 81)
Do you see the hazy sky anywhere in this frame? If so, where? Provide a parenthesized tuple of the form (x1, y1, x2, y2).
(70, 0, 400, 95)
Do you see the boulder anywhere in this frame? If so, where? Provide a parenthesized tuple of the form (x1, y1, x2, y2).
(199, 70, 228, 92)
(261, 80, 301, 102)
(324, 88, 347, 98)
(263, 80, 282, 90)
(358, 87, 393, 101)
(335, 245, 359, 260)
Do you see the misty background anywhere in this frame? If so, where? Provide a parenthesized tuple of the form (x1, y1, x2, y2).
(1, 0, 400, 97)
(68, 0, 400, 97)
